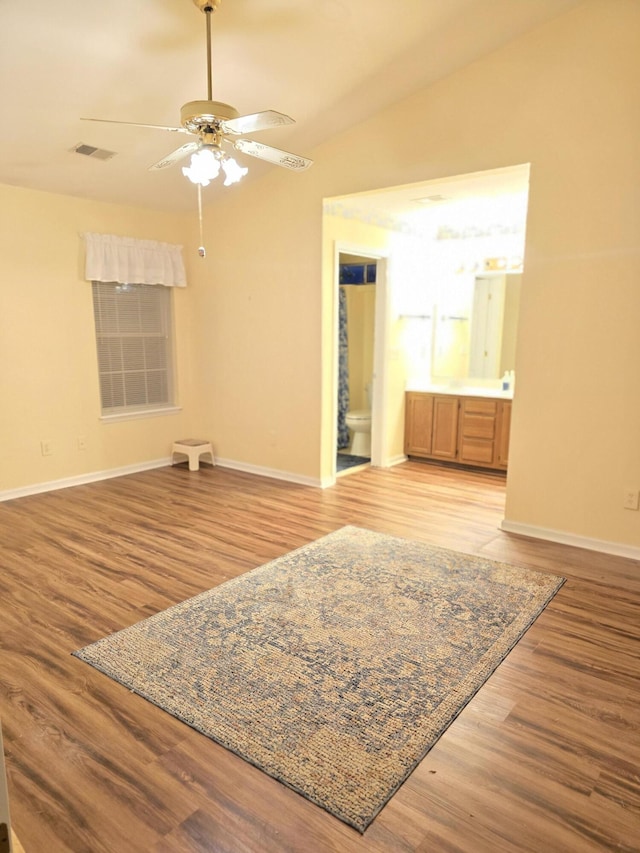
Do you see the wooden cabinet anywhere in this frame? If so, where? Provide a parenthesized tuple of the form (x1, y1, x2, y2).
(404, 392, 434, 456)
(431, 396, 459, 459)
(458, 398, 497, 466)
(404, 392, 512, 472)
(496, 400, 512, 469)
(405, 394, 459, 459)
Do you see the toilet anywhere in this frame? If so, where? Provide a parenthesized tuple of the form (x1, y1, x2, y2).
(345, 383, 372, 457)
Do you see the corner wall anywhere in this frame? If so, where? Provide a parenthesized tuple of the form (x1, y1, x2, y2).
(0, 184, 202, 495)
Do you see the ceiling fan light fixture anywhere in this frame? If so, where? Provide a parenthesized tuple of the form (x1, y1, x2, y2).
(182, 145, 248, 188)
(182, 146, 221, 187)
(221, 156, 248, 186)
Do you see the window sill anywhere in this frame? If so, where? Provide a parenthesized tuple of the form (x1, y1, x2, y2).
(100, 406, 182, 424)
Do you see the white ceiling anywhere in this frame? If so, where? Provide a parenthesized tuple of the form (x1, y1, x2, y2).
(328, 163, 531, 231)
(0, 0, 580, 212)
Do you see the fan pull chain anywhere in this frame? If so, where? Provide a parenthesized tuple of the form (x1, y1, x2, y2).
(197, 183, 206, 258)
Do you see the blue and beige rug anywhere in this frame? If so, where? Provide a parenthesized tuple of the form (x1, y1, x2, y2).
(73, 526, 564, 832)
(336, 453, 370, 472)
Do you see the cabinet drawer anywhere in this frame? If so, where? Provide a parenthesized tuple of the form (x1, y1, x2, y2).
(462, 399, 497, 415)
(459, 437, 495, 465)
(461, 412, 496, 440)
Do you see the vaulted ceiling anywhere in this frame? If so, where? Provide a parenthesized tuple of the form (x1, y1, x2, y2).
(0, 0, 580, 211)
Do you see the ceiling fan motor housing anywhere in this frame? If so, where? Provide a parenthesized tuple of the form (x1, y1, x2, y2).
(180, 100, 239, 134)
(192, 0, 222, 12)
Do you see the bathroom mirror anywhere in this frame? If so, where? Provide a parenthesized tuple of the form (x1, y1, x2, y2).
(431, 273, 521, 381)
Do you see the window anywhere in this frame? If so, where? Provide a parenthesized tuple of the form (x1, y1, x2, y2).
(338, 262, 377, 285)
(92, 281, 175, 416)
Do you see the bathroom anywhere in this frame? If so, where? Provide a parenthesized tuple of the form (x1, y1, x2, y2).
(337, 253, 376, 474)
(327, 163, 530, 476)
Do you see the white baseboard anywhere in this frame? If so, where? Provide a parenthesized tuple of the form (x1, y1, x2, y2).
(500, 519, 640, 560)
(384, 454, 409, 467)
(0, 458, 171, 503)
(214, 458, 324, 488)
(0, 456, 326, 502)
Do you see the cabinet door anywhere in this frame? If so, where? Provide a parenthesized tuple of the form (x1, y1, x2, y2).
(458, 398, 497, 466)
(431, 396, 459, 459)
(404, 393, 434, 456)
(496, 400, 512, 468)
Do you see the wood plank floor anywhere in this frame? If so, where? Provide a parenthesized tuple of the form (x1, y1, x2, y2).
(1, 461, 639, 852)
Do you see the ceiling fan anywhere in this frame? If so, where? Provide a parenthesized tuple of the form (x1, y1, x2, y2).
(81, 0, 313, 188)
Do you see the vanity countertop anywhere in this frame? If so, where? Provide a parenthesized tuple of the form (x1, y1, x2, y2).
(406, 384, 514, 401)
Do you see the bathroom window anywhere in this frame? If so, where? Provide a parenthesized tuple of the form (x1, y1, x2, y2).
(91, 281, 175, 417)
(339, 263, 377, 285)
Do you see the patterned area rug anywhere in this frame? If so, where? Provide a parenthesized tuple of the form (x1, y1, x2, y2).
(73, 526, 564, 833)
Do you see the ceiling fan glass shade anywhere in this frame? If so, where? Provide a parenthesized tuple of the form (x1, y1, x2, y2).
(221, 157, 248, 186)
(181, 145, 248, 188)
(182, 147, 221, 186)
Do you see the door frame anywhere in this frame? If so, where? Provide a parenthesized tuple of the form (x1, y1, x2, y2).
(331, 241, 389, 481)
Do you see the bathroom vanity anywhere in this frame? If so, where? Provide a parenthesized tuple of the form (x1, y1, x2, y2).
(404, 389, 512, 471)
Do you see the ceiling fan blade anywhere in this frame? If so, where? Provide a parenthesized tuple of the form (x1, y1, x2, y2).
(150, 142, 199, 171)
(232, 138, 312, 171)
(223, 110, 295, 135)
(81, 117, 189, 134)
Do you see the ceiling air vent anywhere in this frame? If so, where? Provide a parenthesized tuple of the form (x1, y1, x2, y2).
(71, 143, 116, 161)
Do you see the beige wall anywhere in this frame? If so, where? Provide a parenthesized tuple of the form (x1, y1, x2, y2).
(0, 184, 201, 493)
(500, 0, 640, 547)
(183, 181, 323, 479)
(3, 1, 640, 551)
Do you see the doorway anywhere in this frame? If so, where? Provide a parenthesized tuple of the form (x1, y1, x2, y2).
(324, 163, 530, 486)
(332, 245, 388, 479)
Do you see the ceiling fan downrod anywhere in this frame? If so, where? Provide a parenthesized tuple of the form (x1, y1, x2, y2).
(193, 0, 221, 101)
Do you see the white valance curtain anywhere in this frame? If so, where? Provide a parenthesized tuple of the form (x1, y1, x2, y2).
(83, 232, 187, 287)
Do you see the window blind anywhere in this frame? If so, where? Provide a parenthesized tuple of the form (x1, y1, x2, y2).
(92, 282, 174, 414)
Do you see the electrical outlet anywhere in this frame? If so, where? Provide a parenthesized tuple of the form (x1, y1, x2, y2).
(623, 489, 639, 511)
(40, 440, 53, 456)
(77, 436, 87, 451)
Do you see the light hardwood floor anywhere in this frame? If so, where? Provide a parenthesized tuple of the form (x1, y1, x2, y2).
(1, 461, 639, 852)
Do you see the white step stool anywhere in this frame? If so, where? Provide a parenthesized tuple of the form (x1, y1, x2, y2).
(171, 439, 215, 472)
